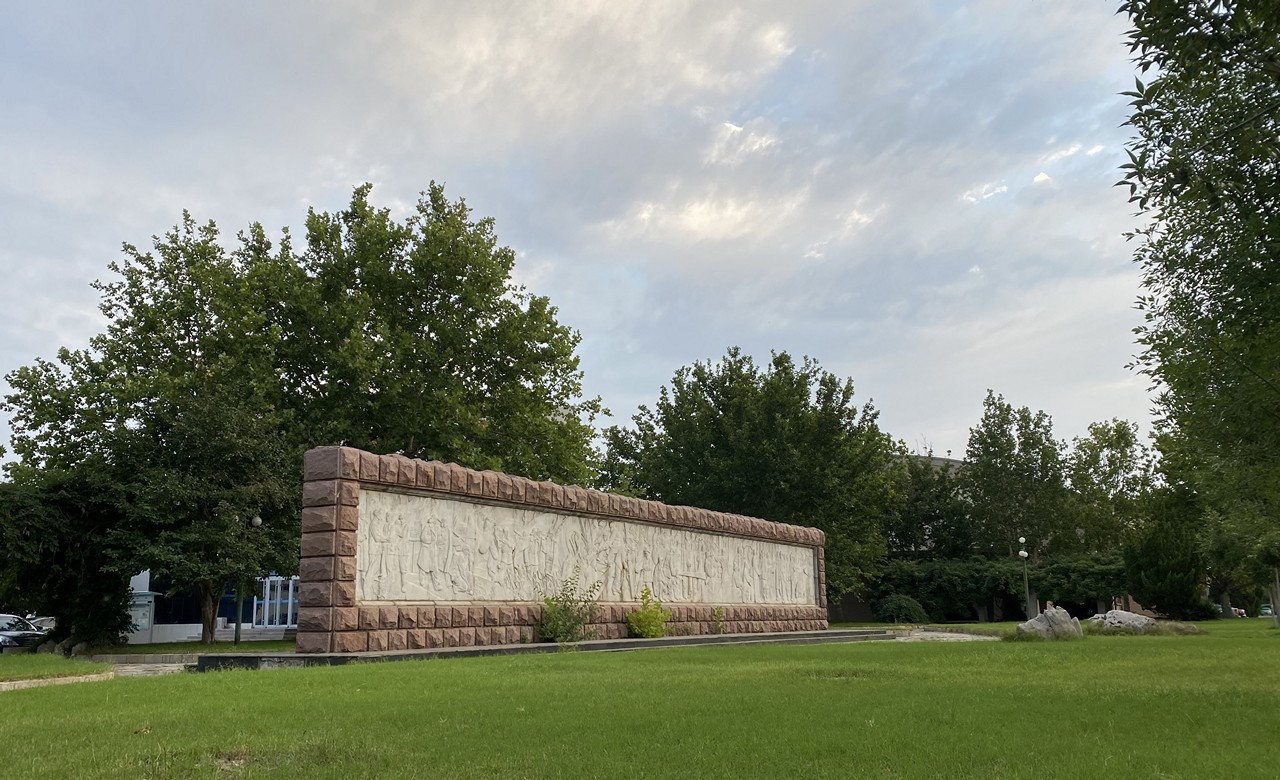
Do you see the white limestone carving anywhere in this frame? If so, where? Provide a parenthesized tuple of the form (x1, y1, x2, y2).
(356, 489, 816, 605)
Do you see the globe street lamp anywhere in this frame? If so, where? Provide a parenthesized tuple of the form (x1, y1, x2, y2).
(235, 514, 264, 644)
(1018, 536, 1035, 618)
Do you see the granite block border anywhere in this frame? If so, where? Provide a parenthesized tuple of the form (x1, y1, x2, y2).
(297, 446, 828, 653)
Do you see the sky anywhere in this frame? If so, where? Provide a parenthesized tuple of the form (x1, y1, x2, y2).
(0, 1, 1151, 462)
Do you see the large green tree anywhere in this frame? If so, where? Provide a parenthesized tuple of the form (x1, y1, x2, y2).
(600, 348, 903, 599)
(1122, 1, 1280, 511)
(885, 454, 972, 559)
(2, 184, 599, 643)
(0, 466, 134, 646)
(1065, 419, 1153, 553)
(290, 184, 599, 482)
(961, 391, 1069, 558)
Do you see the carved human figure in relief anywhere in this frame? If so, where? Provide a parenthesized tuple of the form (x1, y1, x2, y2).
(412, 511, 448, 598)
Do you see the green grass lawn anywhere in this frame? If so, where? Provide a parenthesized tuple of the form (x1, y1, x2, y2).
(90, 639, 298, 655)
(2, 621, 1277, 778)
(0, 654, 109, 683)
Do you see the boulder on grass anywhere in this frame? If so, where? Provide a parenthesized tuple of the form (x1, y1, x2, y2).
(1087, 609, 1157, 633)
(1016, 606, 1083, 640)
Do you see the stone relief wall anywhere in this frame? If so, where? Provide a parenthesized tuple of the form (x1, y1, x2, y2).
(296, 446, 828, 653)
(357, 489, 816, 605)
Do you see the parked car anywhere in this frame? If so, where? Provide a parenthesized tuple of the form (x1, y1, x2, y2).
(0, 614, 45, 653)
(27, 616, 56, 632)
(1262, 604, 1273, 617)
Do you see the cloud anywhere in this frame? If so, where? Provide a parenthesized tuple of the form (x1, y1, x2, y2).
(0, 1, 1148, 462)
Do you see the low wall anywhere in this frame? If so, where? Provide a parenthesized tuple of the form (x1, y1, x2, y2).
(296, 447, 828, 653)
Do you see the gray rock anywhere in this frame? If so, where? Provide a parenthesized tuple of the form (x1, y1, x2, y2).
(1088, 609, 1157, 633)
(70, 641, 89, 656)
(1017, 606, 1083, 639)
(35, 640, 56, 654)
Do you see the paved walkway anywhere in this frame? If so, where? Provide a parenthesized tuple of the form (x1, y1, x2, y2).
(112, 663, 190, 677)
(0, 671, 115, 692)
(896, 628, 998, 642)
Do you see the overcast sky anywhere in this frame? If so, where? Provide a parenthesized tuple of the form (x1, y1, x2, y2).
(1, 1, 1150, 462)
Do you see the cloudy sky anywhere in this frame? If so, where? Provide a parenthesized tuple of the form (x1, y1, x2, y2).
(1, 1, 1150, 461)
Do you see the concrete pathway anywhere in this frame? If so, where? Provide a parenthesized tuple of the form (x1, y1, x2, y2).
(112, 663, 190, 677)
(897, 628, 999, 642)
(0, 671, 115, 692)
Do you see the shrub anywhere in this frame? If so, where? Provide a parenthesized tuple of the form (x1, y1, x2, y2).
(626, 587, 672, 638)
(538, 570, 600, 645)
(874, 594, 930, 624)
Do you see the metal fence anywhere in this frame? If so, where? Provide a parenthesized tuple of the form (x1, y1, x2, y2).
(253, 576, 298, 627)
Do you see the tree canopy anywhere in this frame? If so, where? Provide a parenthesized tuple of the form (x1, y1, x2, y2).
(1121, 1, 1280, 615)
(1, 184, 599, 643)
(600, 348, 903, 599)
(1123, 1, 1280, 506)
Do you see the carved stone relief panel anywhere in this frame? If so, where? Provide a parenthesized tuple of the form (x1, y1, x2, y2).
(356, 489, 816, 605)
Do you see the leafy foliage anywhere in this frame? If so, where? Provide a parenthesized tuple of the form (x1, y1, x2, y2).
(960, 391, 1068, 557)
(1123, 488, 1216, 620)
(601, 348, 902, 599)
(1121, 2, 1280, 515)
(884, 454, 971, 559)
(873, 594, 929, 624)
(0, 468, 134, 647)
(625, 586, 672, 638)
(2, 184, 600, 642)
(538, 570, 600, 645)
(291, 184, 601, 483)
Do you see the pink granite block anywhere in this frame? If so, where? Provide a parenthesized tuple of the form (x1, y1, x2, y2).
(334, 530, 357, 557)
(301, 506, 337, 533)
(297, 608, 332, 632)
(399, 607, 418, 629)
(378, 456, 399, 485)
(334, 607, 359, 631)
(378, 606, 398, 630)
(299, 557, 334, 582)
(298, 582, 332, 608)
(295, 632, 330, 654)
(417, 607, 436, 628)
(334, 556, 357, 582)
(335, 631, 369, 653)
(333, 581, 356, 607)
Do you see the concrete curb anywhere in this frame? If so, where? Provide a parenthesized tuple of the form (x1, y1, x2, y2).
(0, 670, 115, 692)
(89, 653, 201, 664)
(198, 629, 896, 672)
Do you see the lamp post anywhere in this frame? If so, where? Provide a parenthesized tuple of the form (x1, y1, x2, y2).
(1018, 536, 1035, 618)
(235, 514, 263, 645)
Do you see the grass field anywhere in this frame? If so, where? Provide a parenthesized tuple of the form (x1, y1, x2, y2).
(2, 620, 1277, 778)
(0, 654, 109, 683)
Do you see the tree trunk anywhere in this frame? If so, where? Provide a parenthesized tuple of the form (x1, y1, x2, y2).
(197, 581, 222, 644)
(1272, 568, 1279, 628)
(1219, 589, 1233, 618)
